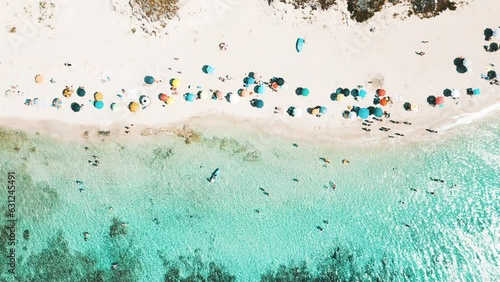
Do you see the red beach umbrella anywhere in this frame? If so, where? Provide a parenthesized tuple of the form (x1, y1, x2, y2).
(436, 96, 444, 105)
(159, 93, 168, 102)
(271, 82, 279, 91)
(377, 89, 386, 97)
(380, 98, 388, 106)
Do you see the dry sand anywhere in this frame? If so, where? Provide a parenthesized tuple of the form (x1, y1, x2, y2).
(0, 0, 499, 145)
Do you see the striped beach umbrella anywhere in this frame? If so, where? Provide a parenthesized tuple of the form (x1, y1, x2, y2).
(52, 98, 62, 109)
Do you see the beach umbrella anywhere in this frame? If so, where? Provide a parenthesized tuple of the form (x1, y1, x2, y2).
(229, 93, 240, 104)
(144, 76, 155, 84)
(77, 87, 86, 97)
(427, 95, 436, 105)
(484, 28, 494, 40)
(292, 107, 302, 117)
(348, 111, 357, 119)
(342, 88, 350, 96)
(380, 98, 388, 106)
(33, 98, 40, 105)
(198, 91, 209, 100)
(94, 100, 104, 109)
(358, 89, 367, 99)
(253, 99, 264, 108)
(473, 88, 480, 95)
(246, 77, 256, 85)
(358, 108, 369, 119)
(52, 98, 62, 109)
(336, 93, 345, 102)
(410, 104, 418, 111)
(277, 77, 285, 86)
(271, 82, 279, 91)
(301, 88, 310, 96)
(451, 89, 460, 98)
(239, 89, 249, 97)
(94, 92, 104, 101)
(100, 71, 111, 82)
(139, 95, 151, 106)
(487, 70, 497, 79)
(5, 90, 14, 97)
(436, 96, 444, 105)
(110, 102, 121, 111)
(129, 102, 140, 112)
(216, 90, 224, 100)
(166, 97, 175, 105)
(373, 107, 383, 117)
(71, 102, 81, 112)
(463, 58, 471, 67)
(351, 89, 359, 97)
(319, 106, 328, 114)
(296, 38, 305, 52)
(490, 43, 499, 52)
(255, 85, 265, 94)
(456, 65, 468, 74)
(203, 65, 215, 75)
(62, 87, 73, 98)
(35, 74, 44, 83)
(377, 89, 386, 97)
(185, 93, 196, 102)
(171, 79, 180, 88)
(494, 28, 500, 37)
(336, 87, 343, 94)
(311, 107, 320, 115)
(159, 93, 168, 102)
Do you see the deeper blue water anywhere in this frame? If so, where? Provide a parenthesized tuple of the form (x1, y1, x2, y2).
(0, 117, 498, 281)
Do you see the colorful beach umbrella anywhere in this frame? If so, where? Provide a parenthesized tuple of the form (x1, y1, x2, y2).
(71, 102, 81, 112)
(271, 82, 279, 91)
(255, 85, 265, 94)
(301, 88, 310, 96)
(253, 99, 264, 108)
(377, 89, 386, 97)
(336, 93, 345, 102)
(373, 107, 383, 117)
(62, 87, 73, 98)
(185, 93, 196, 102)
(144, 76, 155, 84)
(110, 102, 120, 111)
(129, 102, 140, 112)
(77, 87, 86, 97)
(159, 93, 168, 102)
(94, 100, 104, 109)
(139, 95, 151, 106)
(358, 108, 369, 119)
(171, 79, 180, 88)
(436, 96, 444, 105)
(52, 98, 62, 109)
(35, 74, 44, 84)
(94, 92, 104, 101)
(166, 97, 175, 105)
(358, 89, 367, 99)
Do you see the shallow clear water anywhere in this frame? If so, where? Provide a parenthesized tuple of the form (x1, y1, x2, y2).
(0, 117, 499, 281)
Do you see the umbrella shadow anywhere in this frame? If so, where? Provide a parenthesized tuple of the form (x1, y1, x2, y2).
(403, 102, 412, 111)
(443, 88, 452, 97)
(295, 87, 303, 96)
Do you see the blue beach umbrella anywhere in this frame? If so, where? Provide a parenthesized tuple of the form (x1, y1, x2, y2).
(373, 107, 383, 117)
(358, 108, 370, 119)
(185, 93, 196, 102)
(255, 85, 265, 94)
(358, 89, 367, 99)
(473, 88, 480, 95)
(319, 106, 327, 114)
(144, 76, 155, 85)
(203, 65, 215, 75)
(253, 99, 264, 108)
(94, 100, 104, 109)
(76, 87, 86, 97)
(301, 88, 310, 96)
(246, 77, 256, 85)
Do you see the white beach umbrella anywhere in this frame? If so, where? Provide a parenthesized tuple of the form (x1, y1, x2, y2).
(463, 58, 471, 67)
(228, 92, 240, 104)
(348, 111, 357, 119)
(110, 102, 121, 111)
(494, 28, 500, 37)
(139, 95, 151, 106)
(4, 90, 14, 97)
(292, 107, 302, 117)
(100, 71, 111, 83)
(451, 89, 460, 98)
(198, 91, 209, 100)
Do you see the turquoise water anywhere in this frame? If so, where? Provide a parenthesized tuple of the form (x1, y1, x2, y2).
(0, 117, 499, 281)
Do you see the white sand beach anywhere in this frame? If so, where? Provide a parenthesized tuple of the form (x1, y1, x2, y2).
(0, 0, 499, 144)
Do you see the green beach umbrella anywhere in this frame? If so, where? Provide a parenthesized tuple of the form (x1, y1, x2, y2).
(77, 87, 86, 97)
(301, 88, 310, 96)
(71, 102, 81, 112)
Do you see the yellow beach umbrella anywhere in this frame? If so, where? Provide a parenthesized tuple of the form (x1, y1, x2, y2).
(94, 92, 104, 101)
(129, 102, 140, 112)
(347, 105, 353, 110)
(62, 87, 73, 98)
(240, 89, 249, 97)
(166, 97, 175, 105)
(336, 94, 345, 102)
(171, 79, 180, 88)
(311, 108, 320, 115)
(35, 74, 44, 84)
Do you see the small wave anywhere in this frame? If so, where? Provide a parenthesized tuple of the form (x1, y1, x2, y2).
(438, 102, 500, 131)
